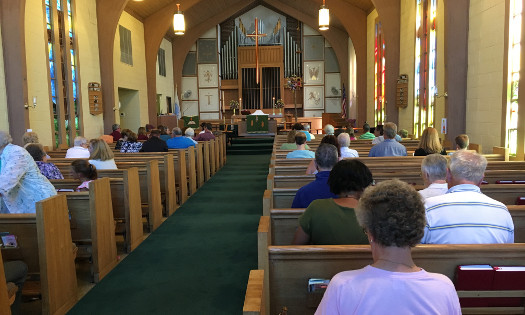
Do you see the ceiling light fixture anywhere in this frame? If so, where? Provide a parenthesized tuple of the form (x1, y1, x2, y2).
(173, 3, 185, 35)
(319, 0, 330, 31)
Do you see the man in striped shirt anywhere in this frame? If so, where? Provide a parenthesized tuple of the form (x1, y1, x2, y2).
(421, 151, 514, 244)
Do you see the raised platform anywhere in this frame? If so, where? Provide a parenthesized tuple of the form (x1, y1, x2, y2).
(227, 136, 274, 155)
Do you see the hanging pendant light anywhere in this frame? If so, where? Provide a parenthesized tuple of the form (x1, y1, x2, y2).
(319, 0, 330, 31)
(173, 3, 185, 35)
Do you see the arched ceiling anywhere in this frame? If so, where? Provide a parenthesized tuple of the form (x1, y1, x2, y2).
(125, 0, 375, 40)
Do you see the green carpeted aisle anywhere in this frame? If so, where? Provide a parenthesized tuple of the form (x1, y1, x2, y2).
(69, 153, 270, 314)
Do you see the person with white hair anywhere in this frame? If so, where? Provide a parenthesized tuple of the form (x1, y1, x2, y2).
(422, 151, 514, 244)
(184, 127, 198, 145)
(418, 154, 448, 199)
(323, 124, 334, 135)
(0, 131, 56, 213)
(304, 124, 315, 140)
(368, 122, 407, 157)
(65, 136, 90, 158)
(337, 133, 358, 158)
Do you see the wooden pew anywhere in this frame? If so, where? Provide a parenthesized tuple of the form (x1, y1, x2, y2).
(262, 206, 525, 246)
(0, 250, 13, 315)
(267, 169, 525, 189)
(201, 141, 212, 181)
(194, 142, 205, 187)
(52, 168, 143, 253)
(243, 269, 266, 315)
(183, 147, 197, 195)
(0, 195, 78, 315)
(61, 178, 118, 282)
(115, 161, 163, 230)
(264, 243, 525, 314)
(263, 185, 525, 216)
(270, 159, 524, 175)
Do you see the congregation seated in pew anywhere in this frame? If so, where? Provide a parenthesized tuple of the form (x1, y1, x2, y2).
(316, 179, 461, 314)
(287, 132, 315, 159)
(419, 154, 449, 199)
(291, 144, 338, 209)
(306, 135, 340, 174)
(0, 131, 56, 214)
(88, 139, 118, 170)
(338, 133, 359, 158)
(137, 127, 148, 141)
(118, 129, 143, 153)
(368, 122, 407, 157)
(167, 127, 196, 149)
(280, 130, 311, 150)
(358, 123, 375, 140)
(26, 143, 64, 180)
(140, 129, 168, 152)
(3, 260, 27, 315)
(184, 127, 198, 145)
(414, 127, 447, 156)
(293, 159, 373, 245)
(423, 150, 514, 244)
(110, 123, 122, 142)
(71, 159, 98, 191)
(65, 136, 91, 158)
(194, 123, 215, 141)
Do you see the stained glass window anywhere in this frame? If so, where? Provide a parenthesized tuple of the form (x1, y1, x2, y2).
(414, 0, 437, 137)
(506, 0, 522, 156)
(45, 0, 81, 147)
(374, 21, 386, 126)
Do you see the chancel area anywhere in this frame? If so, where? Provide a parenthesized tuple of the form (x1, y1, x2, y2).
(1, 0, 525, 314)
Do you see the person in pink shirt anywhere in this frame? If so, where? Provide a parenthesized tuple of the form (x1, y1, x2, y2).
(316, 179, 460, 315)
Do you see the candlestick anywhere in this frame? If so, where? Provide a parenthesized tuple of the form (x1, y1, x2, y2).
(239, 97, 242, 111)
(222, 91, 225, 113)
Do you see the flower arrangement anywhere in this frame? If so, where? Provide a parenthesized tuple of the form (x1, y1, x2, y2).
(286, 75, 302, 91)
(274, 99, 285, 108)
(229, 100, 239, 110)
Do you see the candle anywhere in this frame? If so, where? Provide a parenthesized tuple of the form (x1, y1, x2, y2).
(239, 97, 242, 111)
(222, 91, 225, 113)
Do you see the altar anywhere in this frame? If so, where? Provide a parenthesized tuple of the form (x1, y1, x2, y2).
(233, 114, 281, 136)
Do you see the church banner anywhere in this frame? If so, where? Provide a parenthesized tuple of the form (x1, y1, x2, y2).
(247, 115, 268, 133)
(183, 116, 200, 128)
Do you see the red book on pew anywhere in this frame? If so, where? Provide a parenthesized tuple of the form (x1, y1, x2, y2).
(490, 266, 525, 307)
(455, 265, 494, 307)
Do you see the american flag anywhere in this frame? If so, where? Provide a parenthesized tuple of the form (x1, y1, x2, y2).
(341, 84, 347, 119)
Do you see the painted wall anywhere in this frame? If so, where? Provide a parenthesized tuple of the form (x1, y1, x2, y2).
(25, 0, 53, 147)
(398, 0, 415, 134)
(366, 9, 378, 126)
(75, 0, 104, 141)
(0, 17, 8, 131)
(466, 0, 506, 153)
(156, 38, 174, 115)
(113, 11, 148, 132)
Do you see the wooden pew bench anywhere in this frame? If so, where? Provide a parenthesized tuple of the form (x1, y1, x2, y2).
(51, 169, 143, 253)
(0, 195, 77, 314)
(267, 169, 525, 189)
(251, 243, 525, 315)
(260, 205, 525, 246)
(57, 178, 118, 283)
(263, 185, 525, 216)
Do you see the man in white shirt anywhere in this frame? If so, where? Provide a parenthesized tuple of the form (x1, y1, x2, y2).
(422, 151, 514, 244)
(419, 154, 448, 199)
(65, 136, 90, 158)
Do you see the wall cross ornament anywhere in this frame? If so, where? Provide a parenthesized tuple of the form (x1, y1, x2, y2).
(246, 18, 267, 84)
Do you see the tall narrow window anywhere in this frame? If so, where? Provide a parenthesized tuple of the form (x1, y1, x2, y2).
(120, 25, 133, 66)
(505, 0, 522, 156)
(374, 21, 386, 126)
(45, 0, 81, 147)
(414, 0, 437, 137)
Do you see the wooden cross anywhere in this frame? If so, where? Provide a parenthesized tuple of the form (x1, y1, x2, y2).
(247, 18, 267, 84)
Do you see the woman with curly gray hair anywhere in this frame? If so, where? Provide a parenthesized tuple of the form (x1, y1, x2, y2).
(316, 179, 460, 314)
(0, 131, 56, 213)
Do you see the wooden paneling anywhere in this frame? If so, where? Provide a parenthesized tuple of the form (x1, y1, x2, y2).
(238, 46, 283, 67)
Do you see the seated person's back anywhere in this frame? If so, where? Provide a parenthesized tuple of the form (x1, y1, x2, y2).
(166, 127, 196, 149)
(140, 129, 168, 152)
(368, 122, 407, 157)
(286, 132, 315, 159)
(293, 159, 374, 245)
(316, 180, 460, 315)
(422, 151, 514, 244)
(292, 144, 338, 208)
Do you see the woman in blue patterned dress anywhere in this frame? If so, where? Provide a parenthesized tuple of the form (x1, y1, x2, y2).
(25, 143, 64, 180)
(120, 130, 143, 153)
(0, 131, 56, 213)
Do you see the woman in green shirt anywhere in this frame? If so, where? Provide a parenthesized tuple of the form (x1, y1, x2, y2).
(280, 130, 310, 150)
(292, 159, 373, 245)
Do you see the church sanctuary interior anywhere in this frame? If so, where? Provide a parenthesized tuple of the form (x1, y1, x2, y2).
(1, 0, 525, 314)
